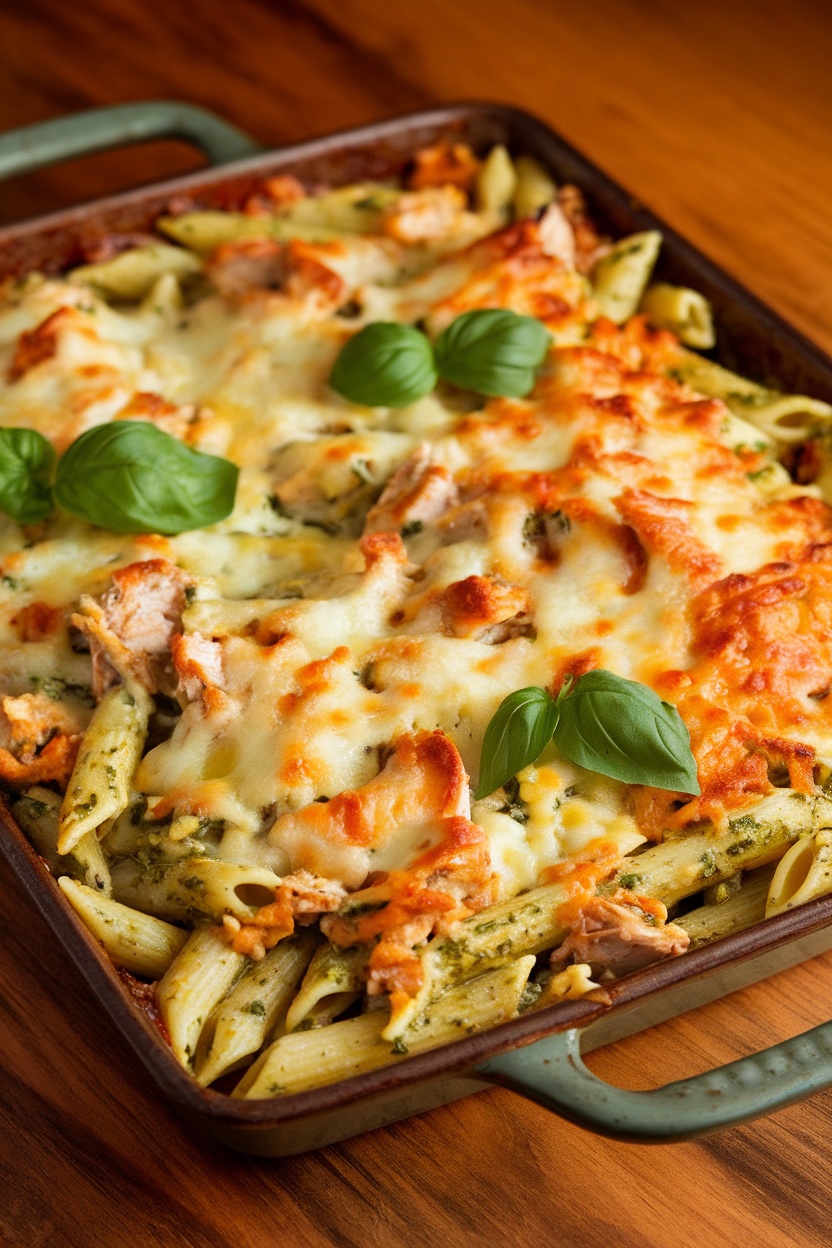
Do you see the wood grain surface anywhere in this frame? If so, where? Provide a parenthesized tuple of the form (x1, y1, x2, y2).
(3, 2, 832, 1245)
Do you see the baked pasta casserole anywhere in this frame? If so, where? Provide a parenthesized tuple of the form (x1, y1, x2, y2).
(3, 141, 832, 1097)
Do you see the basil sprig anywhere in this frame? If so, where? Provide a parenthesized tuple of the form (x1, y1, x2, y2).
(0, 422, 238, 534)
(475, 670, 700, 799)
(329, 322, 437, 407)
(434, 309, 551, 397)
(54, 423, 238, 534)
(476, 687, 561, 803)
(329, 308, 551, 407)
(0, 428, 56, 524)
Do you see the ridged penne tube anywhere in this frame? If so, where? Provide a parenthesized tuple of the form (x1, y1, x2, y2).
(607, 790, 831, 906)
(475, 145, 517, 222)
(69, 244, 202, 300)
(13, 786, 111, 895)
(591, 230, 662, 323)
(766, 830, 832, 916)
(138, 271, 184, 317)
(194, 928, 318, 1087)
(671, 349, 766, 401)
(513, 155, 557, 220)
(11, 787, 62, 868)
(278, 183, 400, 232)
(157, 212, 346, 253)
(58, 683, 152, 855)
(727, 392, 832, 443)
(283, 941, 369, 1034)
(156, 926, 246, 1067)
(157, 212, 275, 252)
(677, 866, 775, 947)
(236, 955, 535, 1100)
(58, 876, 188, 976)
(717, 408, 774, 453)
(670, 349, 832, 442)
(639, 282, 715, 349)
(387, 882, 574, 1037)
(110, 857, 281, 924)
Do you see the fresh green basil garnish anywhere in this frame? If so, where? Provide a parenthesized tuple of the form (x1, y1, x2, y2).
(433, 308, 551, 397)
(553, 670, 700, 793)
(329, 322, 437, 407)
(474, 686, 560, 800)
(0, 428, 56, 524)
(54, 422, 238, 534)
(475, 670, 700, 799)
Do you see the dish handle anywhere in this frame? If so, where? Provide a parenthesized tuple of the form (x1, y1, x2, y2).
(0, 100, 263, 182)
(474, 1017, 832, 1142)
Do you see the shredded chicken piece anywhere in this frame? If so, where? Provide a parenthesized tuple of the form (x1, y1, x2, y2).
(538, 202, 576, 269)
(72, 558, 189, 697)
(382, 186, 469, 244)
(550, 894, 689, 979)
(0, 691, 84, 787)
(170, 632, 225, 702)
(208, 237, 284, 294)
(409, 573, 533, 642)
(283, 240, 347, 312)
(557, 184, 611, 273)
(364, 444, 458, 535)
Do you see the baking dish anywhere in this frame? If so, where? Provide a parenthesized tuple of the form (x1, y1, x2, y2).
(3, 99, 832, 1155)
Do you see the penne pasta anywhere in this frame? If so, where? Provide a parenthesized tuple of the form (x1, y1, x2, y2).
(283, 941, 369, 1034)
(384, 789, 827, 1039)
(58, 684, 152, 855)
(13, 786, 111, 895)
(156, 926, 246, 1067)
(475, 144, 517, 222)
(766, 830, 832, 916)
(236, 956, 535, 1099)
(670, 349, 832, 441)
(194, 928, 318, 1086)
(678, 866, 775, 947)
(70, 244, 201, 300)
(640, 282, 715, 349)
(110, 857, 282, 924)
(513, 155, 557, 220)
(591, 230, 662, 323)
(157, 186, 400, 255)
(58, 876, 188, 977)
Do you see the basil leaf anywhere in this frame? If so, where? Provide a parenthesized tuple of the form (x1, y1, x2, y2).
(329, 322, 437, 407)
(475, 686, 560, 799)
(433, 308, 551, 397)
(54, 422, 238, 534)
(0, 428, 56, 524)
(553, 669, 700, 794)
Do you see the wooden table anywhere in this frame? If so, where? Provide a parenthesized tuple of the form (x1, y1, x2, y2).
(3, 1, 832, 1244)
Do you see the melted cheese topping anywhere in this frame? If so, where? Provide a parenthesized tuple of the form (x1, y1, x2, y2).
(1, 180, 830, 952)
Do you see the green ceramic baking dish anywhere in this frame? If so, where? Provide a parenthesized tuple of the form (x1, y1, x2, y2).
(2, 100, 832, 1155)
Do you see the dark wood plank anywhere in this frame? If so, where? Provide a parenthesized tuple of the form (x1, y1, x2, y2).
(2, 2, 832, 1244)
